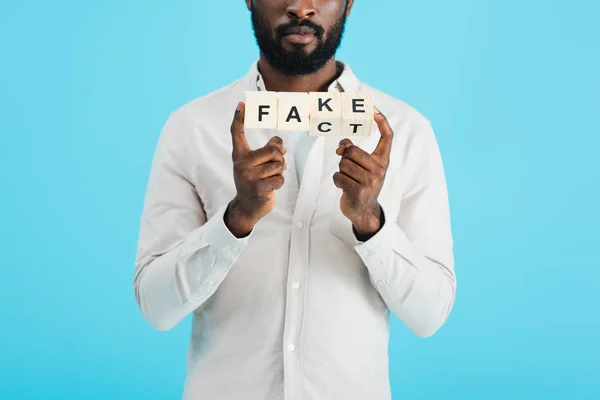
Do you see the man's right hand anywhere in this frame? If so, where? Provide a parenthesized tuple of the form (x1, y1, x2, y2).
(225, 101, 287, 238)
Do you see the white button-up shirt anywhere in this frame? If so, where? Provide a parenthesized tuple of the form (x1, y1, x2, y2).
(134, 60, 456, 400)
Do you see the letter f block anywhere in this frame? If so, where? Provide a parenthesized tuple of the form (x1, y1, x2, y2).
(244, 91, 279, 129)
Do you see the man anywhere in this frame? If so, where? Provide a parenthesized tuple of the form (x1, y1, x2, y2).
(133, 0, 456, 399)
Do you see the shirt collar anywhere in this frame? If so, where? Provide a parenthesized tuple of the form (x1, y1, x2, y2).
(245, 59, 361, 93)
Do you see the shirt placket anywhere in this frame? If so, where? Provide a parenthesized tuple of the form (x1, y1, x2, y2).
(282, 136, 325, 400)
(253, 71, 345, 398)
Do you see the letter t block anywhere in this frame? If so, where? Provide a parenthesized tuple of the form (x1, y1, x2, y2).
(341, 92, 374, 137)
(244, 91, 279, 130)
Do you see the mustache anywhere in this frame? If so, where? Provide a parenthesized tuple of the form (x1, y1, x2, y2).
(276, 20, 325, 39)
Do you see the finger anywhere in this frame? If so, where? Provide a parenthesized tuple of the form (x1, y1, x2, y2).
(336, 145, 351, 156)
(339, 157, 367, 184)
(267, 136, 287, 155)
(339, 138, 353, 147)
(231, 102, 251, 158)
(333, 171, 358, 194)
(267, 136, 283, 146)
(341, 145, 378, 172)
(372, 107, 393, 164)
(336, 138, 353, 156)
(256, 161, 286, 179)
(249, 145, 285, 166)
(259, 175, 285, 192)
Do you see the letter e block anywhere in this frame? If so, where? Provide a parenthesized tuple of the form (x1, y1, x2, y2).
(341, 92, 374, 137)
(277, 93, 310, 131)
(308, 92, 342, 136)
(244, 91, 279, 129)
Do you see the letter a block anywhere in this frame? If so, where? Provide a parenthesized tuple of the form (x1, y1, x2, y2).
(341, 92, 374, 137)
(277, 93, 310, 131)
(244, 91, 279, 129)
(308, 92, 342, 136)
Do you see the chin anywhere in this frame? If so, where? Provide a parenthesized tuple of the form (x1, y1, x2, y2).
(282, 43, 316, 54)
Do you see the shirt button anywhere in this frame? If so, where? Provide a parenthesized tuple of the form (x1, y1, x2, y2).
(296, 221, 303, 229)
(288, 344, 296, 352)
(292, 282, 301, 289)
(377, 280, 387, 286)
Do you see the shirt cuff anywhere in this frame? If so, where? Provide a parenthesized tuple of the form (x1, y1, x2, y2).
(177, 202, 252, 303)
(353, 203, 420, 286)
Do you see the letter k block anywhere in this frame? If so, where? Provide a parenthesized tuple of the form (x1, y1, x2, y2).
(308, 92, 342, 137)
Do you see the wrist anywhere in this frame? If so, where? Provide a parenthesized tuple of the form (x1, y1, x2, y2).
(352, 205, 383, 240)
(225, 197, 257, 238)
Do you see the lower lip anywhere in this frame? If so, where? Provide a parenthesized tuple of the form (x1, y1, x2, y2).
(284, 33, 315, 45)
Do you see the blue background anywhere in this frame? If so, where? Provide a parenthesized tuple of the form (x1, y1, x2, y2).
(1, 0, 599, 399)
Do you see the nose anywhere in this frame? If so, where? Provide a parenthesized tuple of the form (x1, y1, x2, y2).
(286, 0, 316, 20)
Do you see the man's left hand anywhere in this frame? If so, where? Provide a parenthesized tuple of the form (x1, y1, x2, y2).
(333, 108, 394, 240)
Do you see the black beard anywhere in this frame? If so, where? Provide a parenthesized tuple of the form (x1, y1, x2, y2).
(250, 5, 346, 77)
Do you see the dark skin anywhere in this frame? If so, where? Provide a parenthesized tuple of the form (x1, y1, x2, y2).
(226, 0, 394, 241)
(226, 102, 288, 238)
(334, 108, 393, 240)
(245, 0, 353, 93)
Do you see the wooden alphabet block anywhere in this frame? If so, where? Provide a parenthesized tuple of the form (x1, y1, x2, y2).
(241, 91, 375, 136)
(341, 92, 374, 137)
(244, 90, 279, 129)
(308, 92, 342, 136)
(277, 92, 310, 131)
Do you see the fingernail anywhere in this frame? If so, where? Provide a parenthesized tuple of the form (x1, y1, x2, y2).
(374, 106, 381, 114)
(236, 102, 242, 111)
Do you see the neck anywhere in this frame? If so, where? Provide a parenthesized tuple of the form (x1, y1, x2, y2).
(257, 56, 340, 93)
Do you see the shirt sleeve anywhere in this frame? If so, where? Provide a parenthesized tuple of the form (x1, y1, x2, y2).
(133, 111, 252, 331)
(353, 121, 456, 338)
